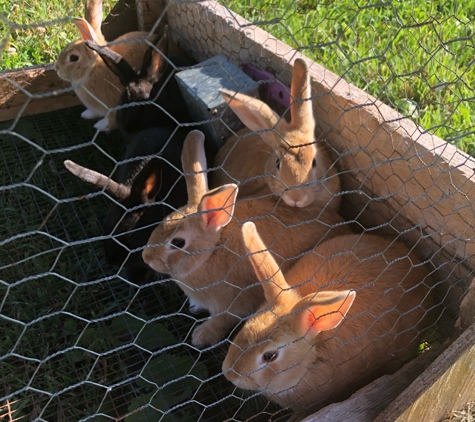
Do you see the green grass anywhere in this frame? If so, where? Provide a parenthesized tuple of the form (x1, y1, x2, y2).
(0, 0, 114, 69)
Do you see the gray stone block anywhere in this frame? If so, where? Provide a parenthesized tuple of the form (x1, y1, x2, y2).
(175, 54, 259, 147)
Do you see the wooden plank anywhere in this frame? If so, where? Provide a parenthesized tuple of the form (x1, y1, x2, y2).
(102, 0, 139, 40)
(373, 322, 475, 422)
(300, 346, 442, 422)
(0, 65, 81, 122)
(166, 0, 475, 295)
(135, 0, 167, 32)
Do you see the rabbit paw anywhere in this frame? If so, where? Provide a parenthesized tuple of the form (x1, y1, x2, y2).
(192, 320, 226, 347)
(188, 297, 206, 315)
(94, 118, 112, 132)
(81, 109, 102, 120)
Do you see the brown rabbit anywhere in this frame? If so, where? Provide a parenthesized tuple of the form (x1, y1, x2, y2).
(213, 58, 341, 211)
(142, 131, 350, 347)
(54, 0, 151, 131)
(223, 222, 437, 420)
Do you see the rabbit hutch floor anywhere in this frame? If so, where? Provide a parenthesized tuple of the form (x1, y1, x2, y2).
(0, 106, 292, 421)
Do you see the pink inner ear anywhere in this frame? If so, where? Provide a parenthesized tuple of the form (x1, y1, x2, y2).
(201, 207, 226, 232)
(304, 292, 355, 334)
(74, 19, 98, 43)
(199, 188, 236, 233)
(308, 308, 344, 332)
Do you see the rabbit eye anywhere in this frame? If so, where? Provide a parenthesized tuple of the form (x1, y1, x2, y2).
(275, 157, 281, 169)
(262, 351, 278, 363)
(70, 54, 79, 62)
(312, 158, 317, 168)
(170, 238, 185, 249)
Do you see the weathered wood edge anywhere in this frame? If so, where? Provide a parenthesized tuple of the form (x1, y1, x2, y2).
(300, 345, 444, 422)
(373, 322, 475, 422)
(135, 0, 167, 32)
(0, 65, 80, 123)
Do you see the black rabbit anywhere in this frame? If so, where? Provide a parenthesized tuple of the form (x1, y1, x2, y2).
(65, 126, 189, 283)
(85, 27, 196, 137)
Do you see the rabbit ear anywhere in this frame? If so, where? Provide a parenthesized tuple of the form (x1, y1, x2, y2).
(241, 222, 294, 304)
(220, 89, 281, 147)
(293, 290, 356, 338)
(85, 40, 137, 86)
(64, 160, 130, 199)
(74, 18, 101, 44)
(182, 130, 208, 205)
(139, 29, 169, 84)
(198, 184, 237, 234)
(84, 0, 105, 44)
(289, 58, 315, 134)
(130, 159, 163, 204)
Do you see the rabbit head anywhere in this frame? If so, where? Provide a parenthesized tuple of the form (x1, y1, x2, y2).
(64, 126, 188, 283)
(55, 18, 103, 84)
(55, 0, 105, 82)
(85, 30, 169, 103)
(143, 130, 238, 279)
(220, 58, 340, 209)
(223, 222, 355, 410)
(85, 27, 195, 136)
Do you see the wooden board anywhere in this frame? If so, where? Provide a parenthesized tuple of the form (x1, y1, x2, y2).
(374, 322, 475, 422)
(0, 65, 81, 123)
(301, 346, 443, 422)
(135, 0, 167, 32)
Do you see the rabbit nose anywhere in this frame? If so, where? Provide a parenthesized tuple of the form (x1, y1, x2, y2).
(222, 365, 243, 385)
(282, 192, 309, 208)
(295, 194, 310, 208)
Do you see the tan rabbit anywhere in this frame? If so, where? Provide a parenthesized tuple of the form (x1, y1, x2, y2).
(223, 222, 437, 420)
(54, 0, 151, 131)
(142, 130, 350, 347)
(213, 58, 341, 211)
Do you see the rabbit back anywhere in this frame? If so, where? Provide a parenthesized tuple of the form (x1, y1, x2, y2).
(212, 128, 272, 197)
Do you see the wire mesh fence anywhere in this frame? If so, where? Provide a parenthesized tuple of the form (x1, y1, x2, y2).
(1, 0, 474, 421)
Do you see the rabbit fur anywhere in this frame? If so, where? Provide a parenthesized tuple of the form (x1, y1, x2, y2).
(85, 28, 196, 138)
(142, 130, 350, 347)
(213, 58, 341, 211)
(223, 222, 438, 420)
(54, 4, 151, 132)
(64, 126, 191, 284)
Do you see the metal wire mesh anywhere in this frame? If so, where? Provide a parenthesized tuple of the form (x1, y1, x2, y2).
(1, 0, 474, 421)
